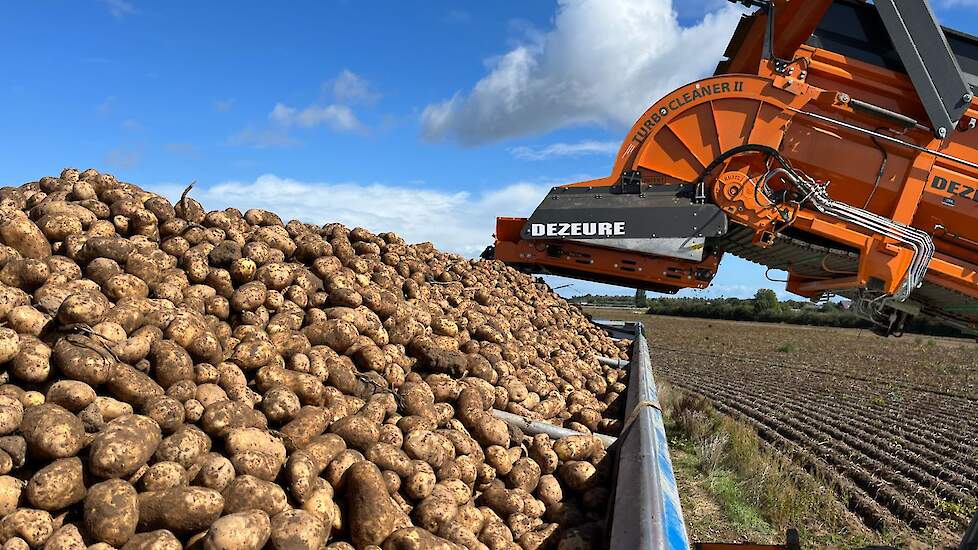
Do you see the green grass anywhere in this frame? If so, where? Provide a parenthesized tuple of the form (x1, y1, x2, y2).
(658, 383, 903, 549)
(777, 342, 797, 353)
(707, 470, 772, 533)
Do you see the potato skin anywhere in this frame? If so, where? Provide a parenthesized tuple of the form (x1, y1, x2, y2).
(88, 414, 163, 478)
(221, 474, 289, 516)
(0, 217, 51, 259)
(269, 509, 329, 550)
(0, 476, 22, 517)
(44, 381, 96, 413)
(0, 398, 23, 437)
(120, 530, 182, 550)
(204, 510, 271, 550)
(344, 461, 411, 548)
(0, 508, 53, 548)
(382, 527, 461, 550)
(138, 486, 224, 534)
(25, 457, 86, 511)
(84, 479, 139, 547)
(42, 524, 86, 550)
(20, 404, 84, 460)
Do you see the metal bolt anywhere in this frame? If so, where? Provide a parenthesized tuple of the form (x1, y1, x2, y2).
(938, 127, 948, 138)
(964, 93, 974, 103)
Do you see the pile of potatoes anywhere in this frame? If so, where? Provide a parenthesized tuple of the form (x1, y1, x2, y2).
(0, 168, 632, 550)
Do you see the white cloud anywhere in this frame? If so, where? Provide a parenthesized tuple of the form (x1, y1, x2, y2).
(102, 0, 135, 19)
(229, 70, 375, 147)
(510, 140, 619, 161)
(269, 103, 366, 134)
(148, 175, 553, 257)
(421, 0, 742, 144)
(330, 70, 380, 104)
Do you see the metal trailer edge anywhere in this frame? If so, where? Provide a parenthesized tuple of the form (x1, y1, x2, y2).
(596, 320, 691, 550)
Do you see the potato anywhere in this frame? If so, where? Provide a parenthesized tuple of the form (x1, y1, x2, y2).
(0, 216, 51, 259)
(403, 430, 454, 470)
(366, 443, 414, 478)
(37, 212, 84, 241)
(506, 457, 541, 493)
(304, 319, 359, 353)
(200, 400, 267, 438)
(0, 476, 22, 517)
(0, 259, 50, 291)
(84, 479, 139, 546)
(26, 457, 86, 511)
(41, 524, 86, 550)
(261, 385, 301, 423)
(88, 414, 162, 478)
(154, 425, 212, 468)
(286, 434, 346, 501)
(231, 281, 267, 312)
(222, 475, 288, 516)
(478, 484, 523, 517)
(138, 486, 224, 534)
(382, 527, 461, 550)
(535, 475, 562, 506)
(344, 461, 411, 548)
(552, 435, 599, 463)
(45, 381, 96, 413)
(56, 292, 108, 326)
(204, 510, 271, 550)
(329, 415, 379, 452)
(225, 427, 287, 464)
(0, 329, 19, 365)
(120, 530, 181, 550)
(149, 340, 194, 389)
(279, 407, 331, 451)
(559, 461, 597, 493)
(20, 404, 85, 460)
(140, 461, 187, 491)
(0, 170, 635, 550)
(268, 509, 329, 550)
(0, 397, 23, 436)
(142, 396, 185, 433)
(0, 509, 53, 548)
(412, 487, 459, 533)
(301, 484, 339, 528)
(6, 306, 48, 336)
(404, 462, 437, 501)
(192, 452, 235, 492)
(52, 337, 112, 386)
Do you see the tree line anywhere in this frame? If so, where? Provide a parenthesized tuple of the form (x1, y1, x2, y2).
(571, 289, 968, 338)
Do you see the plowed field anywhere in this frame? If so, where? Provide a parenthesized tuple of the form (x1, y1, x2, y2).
(587, 310, 978, 540)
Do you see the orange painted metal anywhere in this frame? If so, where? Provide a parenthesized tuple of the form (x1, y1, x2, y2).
(723, 0, 834, 75)
(492, 3, 978, 330)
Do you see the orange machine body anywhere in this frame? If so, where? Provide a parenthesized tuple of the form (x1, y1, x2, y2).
(492, 0, 978, 334)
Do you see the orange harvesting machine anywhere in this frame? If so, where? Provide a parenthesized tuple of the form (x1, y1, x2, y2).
(487, 0, 978, 337)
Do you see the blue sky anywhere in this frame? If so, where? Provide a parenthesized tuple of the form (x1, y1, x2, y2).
(2, 0, 977, 299)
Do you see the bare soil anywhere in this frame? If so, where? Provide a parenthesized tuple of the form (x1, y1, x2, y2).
(586, 310, 977, 545)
